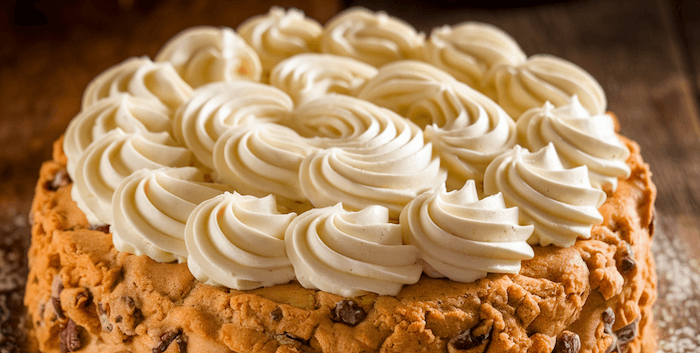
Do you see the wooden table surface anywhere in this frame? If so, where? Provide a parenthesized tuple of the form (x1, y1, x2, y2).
(1, 0, 698, 351)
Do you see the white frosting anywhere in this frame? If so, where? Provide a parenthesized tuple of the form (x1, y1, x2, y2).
(185, 192, 296, 290)
(237, 7, 323, 74)
(111, 167, 231, 263)
(64, 94, 173, 176)
(213, 122, 315, 203)
(483, 54, 607, 120)
(293, 95, 446, 219)
(269, 53, 378, 105)
(71, 129, 192, 225)
(425, 22, 526, 88)
(172, 81, 293, 169)
(357, 61, 517, 191)
(517, 97, 630, 190)
(320, 8, 425, 67)
(401, 180, 534, 282)
(81, 56, 193, 111)
(483, 144, 607, 247)
(155, 26, 262, 87)
(285, 204, 422, 297)
(357, 60, 461, 128)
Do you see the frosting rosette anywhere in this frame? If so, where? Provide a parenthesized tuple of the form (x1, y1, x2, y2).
(155, 26, 262, 87)
(356, 60, 462, 128)
(483, 144, 606, 247)
(516, 96, 630, 191)
(172, 81, 294, 169)
(64, 94, 173, 176)
(482, 54, 606, 119)
(293, 96, 446, 218)
(237, 7, 323, 74)
(269, 53, 378, 105)
(185, 192, 296, 290)
(81, 56, 193, 111)
(425, 22, 526, 88)
(111, 167, 231, 263)
(71, 129, 192, 225)
(213, 122, 315, 203)
(400, 180, 534, 283)
(356, 61, 517, 191)
(285, 204, 422, 296)
(320, 8, 425, 67)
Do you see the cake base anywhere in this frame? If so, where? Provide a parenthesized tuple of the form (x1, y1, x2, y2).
(24, 136, 657, 353)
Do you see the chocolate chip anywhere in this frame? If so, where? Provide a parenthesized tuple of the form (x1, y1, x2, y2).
(98, 303, 113, 332)
(620, 256, 636, 273)
(152, 329, 187, 353)
(270, 307, 283, 322)
(48, 170, 71, 191)
(331, 300, 366, 327)
(90, 224, 111, 233)
(615, 319, 638, 345)
(602, 308, 615, 334)
(60, 318, 81, 353)
(648, 213, 656, 237)
(450, 327, 490, 350)
(553, 331, 581, 353)
(51, 275, 65, 320)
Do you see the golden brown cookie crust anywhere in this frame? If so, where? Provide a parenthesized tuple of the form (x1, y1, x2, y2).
(24, 135, 657, 353)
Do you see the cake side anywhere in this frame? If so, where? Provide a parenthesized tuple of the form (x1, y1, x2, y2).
(24, 135, 656, 353)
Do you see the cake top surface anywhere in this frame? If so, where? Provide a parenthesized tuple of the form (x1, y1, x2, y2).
(63, 6, 631, 297)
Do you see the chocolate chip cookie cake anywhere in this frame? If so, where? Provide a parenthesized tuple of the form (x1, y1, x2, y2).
(25, 7, 657, 353)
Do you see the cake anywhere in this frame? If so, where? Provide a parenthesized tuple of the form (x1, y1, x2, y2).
(25, 7, 657, 353)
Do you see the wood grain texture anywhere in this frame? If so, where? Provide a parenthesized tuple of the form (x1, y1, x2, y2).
(2, 0, 699, 351)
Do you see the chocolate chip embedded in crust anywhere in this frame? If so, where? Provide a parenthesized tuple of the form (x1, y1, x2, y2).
(648, 212, 656, 237)
(89, 224, 111, 233)
(59, 318, 81, 353)
(153, 329, 186, 353)
(51, 275, 65, 320)
(47, 169, 71, 191)
(602, 308, 615, 334)
(97, 303, 113, 332)
(615, 319, 639, 345)
(553, 331, 581, 353)
(618, 242, 636, 274)
(450, 327, 491, 350)
(270, 307, 283, 322)
(331, 299, 366, 327)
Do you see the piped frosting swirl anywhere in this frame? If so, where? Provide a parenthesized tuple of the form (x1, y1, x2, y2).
(321, 8, 425, 67)
(516, 96, 630, 191)
(185, 192, 296, 290)
(401, 180, 534, 282)
(71, 129, 192, 225)
(111, 167, 231, 263)
(155, 26, 262, 87)
(285, 204, 422, 297)
(483, 144, 606, 247)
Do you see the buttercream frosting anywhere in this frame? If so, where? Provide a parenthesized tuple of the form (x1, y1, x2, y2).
(238, 7, 323, 74)
(425, 22, 526, 88)
(269, 53, 378, 105)
(81, 56, 193, 111)
(64, 94, 173, 176)
(185, 192, 296, 290)
(401, 180, 534, 282)
(516, 96, 630, 190)
(483, 144, 606, 247)
(155, 26, 262, 87)
(71, 129, 192, 225)
(111, 167, 231, 263)
(285, 204, 422, 297)
(172, 81, 293, 169)
(320, 8, 425, 67)
(483, 54, 606, 119)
